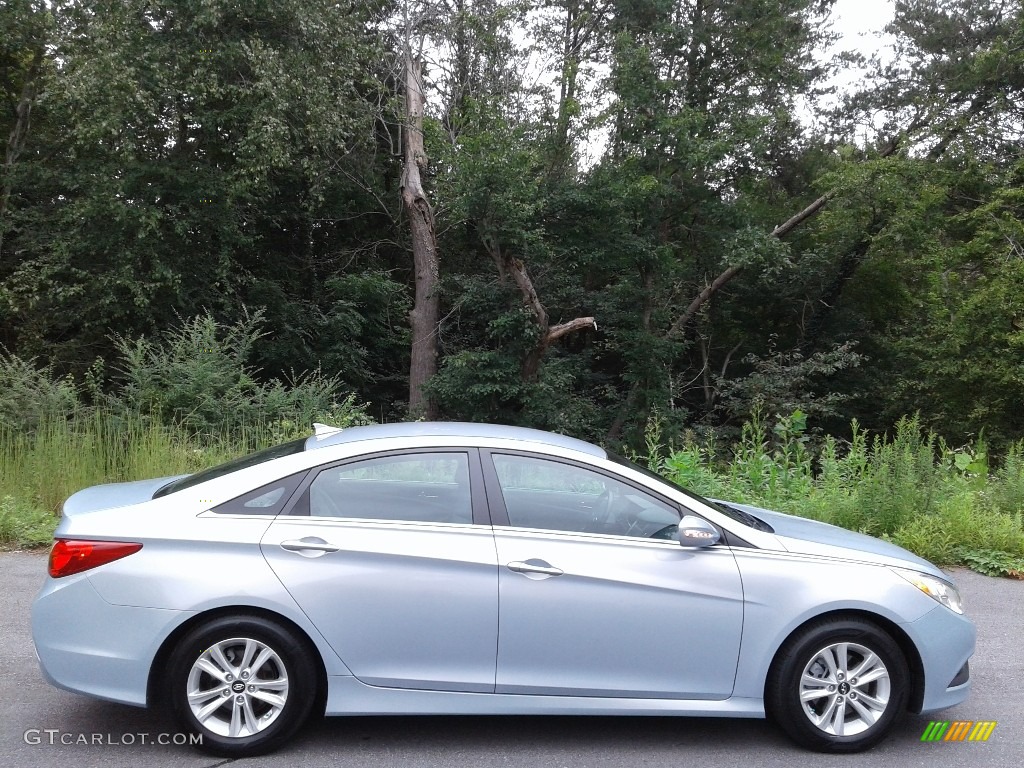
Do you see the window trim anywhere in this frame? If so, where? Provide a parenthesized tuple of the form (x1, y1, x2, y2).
(282, 447, 491, 526)
(480, 449, 716, 542)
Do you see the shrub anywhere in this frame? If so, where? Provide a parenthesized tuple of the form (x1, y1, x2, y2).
(659, 411, 1024, 576)
(0, 311, 375, 548)
(0, 350, 80, 431)
(956, 549, 1024, 579)
(0, 495, 54, 548)
(111, 309, 370, 438)
(989, 440, 1024, 516)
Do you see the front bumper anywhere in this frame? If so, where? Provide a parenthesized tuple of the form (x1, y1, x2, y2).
(903, 603, 976, 713)
(31, 574, 190, 707)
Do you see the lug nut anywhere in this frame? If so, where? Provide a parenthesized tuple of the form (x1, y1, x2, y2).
(236, 695, 245, 704)
(248, 685, 256, 692)
(241, 670, 250, 680)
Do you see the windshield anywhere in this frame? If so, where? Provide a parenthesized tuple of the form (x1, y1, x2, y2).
(607, 452, 773, 532)
(153, 438, 307, 498)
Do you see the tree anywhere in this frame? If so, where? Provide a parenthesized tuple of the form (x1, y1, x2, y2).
(0, 0, 49, 263)
(400, 4, 442, 419)
(0, 0, 383, 374)
(530, 0, 612, 171)
(413, 0, 598, 423)
(792, 0, 1024, 440)
(2, 0, 1022, 451)
(592, 0, 839, 439)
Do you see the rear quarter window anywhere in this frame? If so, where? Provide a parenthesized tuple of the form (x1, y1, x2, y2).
(212, 472, 307, 516)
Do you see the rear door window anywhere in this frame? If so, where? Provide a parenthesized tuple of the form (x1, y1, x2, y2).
(305, 452, 473, 525)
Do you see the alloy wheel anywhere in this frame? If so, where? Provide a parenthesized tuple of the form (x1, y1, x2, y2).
(185, 637, 290, 738)
(799, 641, 892, 737)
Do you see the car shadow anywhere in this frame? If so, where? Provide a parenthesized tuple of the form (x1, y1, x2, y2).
(31, 698, 943, 760)
(289, 712, 948, 761)
(297, 714, 789, 755)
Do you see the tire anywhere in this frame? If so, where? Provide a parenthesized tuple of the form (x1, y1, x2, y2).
(766, 617, 910, 753)
(167, 615, 317, 757)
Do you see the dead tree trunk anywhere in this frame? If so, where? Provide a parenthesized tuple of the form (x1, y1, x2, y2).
(481, 231, 595, 382)
(401, 53, 440, 419)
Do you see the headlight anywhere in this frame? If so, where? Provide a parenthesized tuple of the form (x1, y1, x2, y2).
(892, 568, 964, 614)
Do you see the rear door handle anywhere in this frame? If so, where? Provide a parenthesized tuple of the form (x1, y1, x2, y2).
(280, 537, 340, 557)
(507, 559, 563, 577)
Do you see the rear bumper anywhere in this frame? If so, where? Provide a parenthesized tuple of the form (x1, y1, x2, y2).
(31, 574, 190, 706)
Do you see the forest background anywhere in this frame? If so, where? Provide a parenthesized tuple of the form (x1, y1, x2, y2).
(2, 0, 1024, 575)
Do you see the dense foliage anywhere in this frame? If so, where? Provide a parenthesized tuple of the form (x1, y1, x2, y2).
(1, 2, 1022, 454)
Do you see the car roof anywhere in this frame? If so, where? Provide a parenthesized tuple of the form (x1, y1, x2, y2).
(305, 421, 606, 458)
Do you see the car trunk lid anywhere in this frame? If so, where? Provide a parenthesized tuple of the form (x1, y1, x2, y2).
(61, 476, 188, 517)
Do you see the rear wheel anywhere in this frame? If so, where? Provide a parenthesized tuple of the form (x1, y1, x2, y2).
(167, 615, 317, 757)
(767, 617, 910, 752)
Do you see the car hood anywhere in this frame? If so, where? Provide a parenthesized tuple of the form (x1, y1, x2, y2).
(717, 500, 947, 579)
(62, 475, 188, 516)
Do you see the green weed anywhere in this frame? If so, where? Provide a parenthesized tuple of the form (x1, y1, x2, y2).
(660, 411, 1024, 577)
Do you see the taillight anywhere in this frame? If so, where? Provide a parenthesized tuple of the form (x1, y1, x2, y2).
(49, 539, 143, 578)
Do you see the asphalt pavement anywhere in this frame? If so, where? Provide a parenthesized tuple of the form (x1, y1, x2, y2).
(1, 551, 1020, 768)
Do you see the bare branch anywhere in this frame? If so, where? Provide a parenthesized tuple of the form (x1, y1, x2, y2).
(665, 136, 904, 340)
(546, 317, 597, 344)
(666, 264, 743, 339)
(481, 227, 595, 380)
(769, 193, 832, 239)
(720, 340, 743, 379)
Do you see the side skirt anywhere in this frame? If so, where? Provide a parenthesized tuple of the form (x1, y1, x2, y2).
(324, 676, 765, 718)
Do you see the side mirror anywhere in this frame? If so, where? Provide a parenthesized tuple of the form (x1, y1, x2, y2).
(678, 515, 720, 548)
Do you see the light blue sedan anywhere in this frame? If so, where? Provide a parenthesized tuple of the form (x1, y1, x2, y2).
(31, 422, 974, 756)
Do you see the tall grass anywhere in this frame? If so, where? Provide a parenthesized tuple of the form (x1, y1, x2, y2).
(0, 311, 374, 548)
(0, 411, 247, 546)
(5, 400, 1024, 579)
(0, 406, 379, 548)
(651, 411, 1024, 577)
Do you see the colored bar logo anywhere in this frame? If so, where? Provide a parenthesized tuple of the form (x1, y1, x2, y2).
(921, 721, 997, 742)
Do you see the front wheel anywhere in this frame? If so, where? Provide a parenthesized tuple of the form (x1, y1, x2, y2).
(767, 617, 910, 752)
(167, 615, 317, 757)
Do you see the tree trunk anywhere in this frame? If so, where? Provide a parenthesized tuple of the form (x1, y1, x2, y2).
(552, 0, 581, 167)
(0, 46, 43, 261)
(481, 230, 595, 382)
(401, 53, 440, 418)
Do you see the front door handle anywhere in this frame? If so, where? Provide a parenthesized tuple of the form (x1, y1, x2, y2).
(280, 537, 340, 557)
(507, 559, 563, 578)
